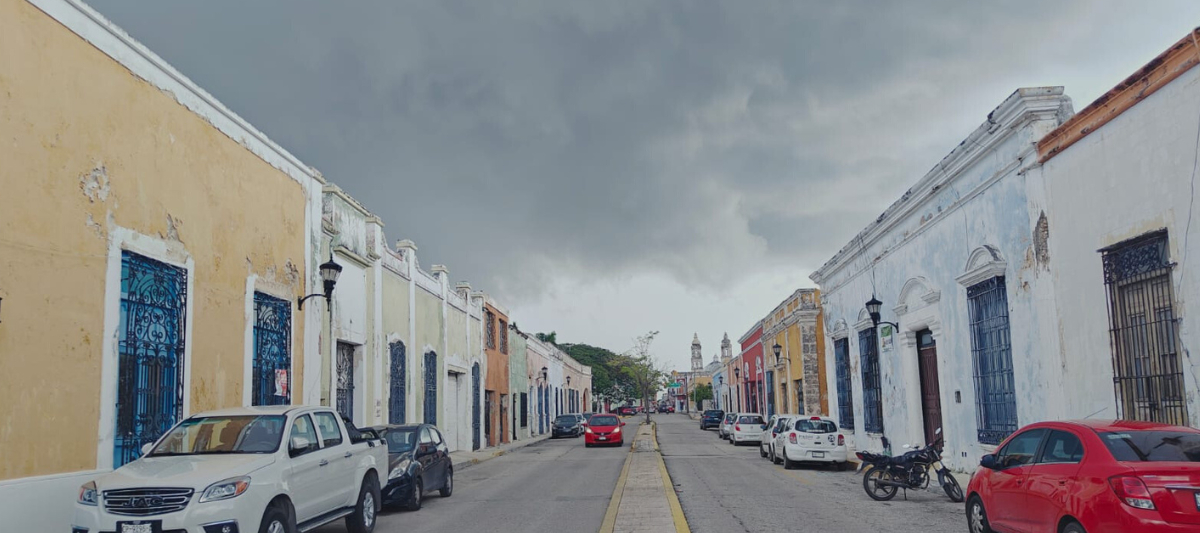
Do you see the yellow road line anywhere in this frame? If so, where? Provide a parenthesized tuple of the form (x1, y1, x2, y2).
(651, 422, 690, 533)
(598, 446, 634, 533)
(781, 468, 813, 485)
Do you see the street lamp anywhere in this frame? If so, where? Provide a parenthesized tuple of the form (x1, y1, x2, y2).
(865, 295, 899, 330)
(298, 254, 343, 310)
(772, 342, 782, 366)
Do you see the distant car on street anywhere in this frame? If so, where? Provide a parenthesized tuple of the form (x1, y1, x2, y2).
(729, 413, 766, 446)
(584, 414, 626, 447)
(966, 419, 1200, 533)
(662, 405, 675, 414)
(719, 413, 738, 439)
(615, 406, 637, 417)
(700, 409, 724, 430)
(552, 414, 585, 438)
(773, 416, 848, 470)
(760, 414, 797, 461)
(371, 423, 454, 511)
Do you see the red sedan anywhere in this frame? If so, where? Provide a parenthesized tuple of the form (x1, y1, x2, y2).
(966, 420, 1200, 533)
(584, 414, 626, 447)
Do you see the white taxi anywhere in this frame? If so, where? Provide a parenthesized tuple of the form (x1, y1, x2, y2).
(773, 416, 849, 470)
(759, 414, 797, 462)
(728, 413, 765, 446)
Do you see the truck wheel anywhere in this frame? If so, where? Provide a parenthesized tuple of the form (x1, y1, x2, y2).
(259, 505, 291, 533)
(346, 474, 379, 533)
(440, 468, 454, 497)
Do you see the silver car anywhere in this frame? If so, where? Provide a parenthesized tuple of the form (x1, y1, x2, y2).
(718, 412, 738, 439)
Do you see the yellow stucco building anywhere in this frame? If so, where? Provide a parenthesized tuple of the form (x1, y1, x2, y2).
(0, 0, 325, 527)
(761, 289, 828, 416)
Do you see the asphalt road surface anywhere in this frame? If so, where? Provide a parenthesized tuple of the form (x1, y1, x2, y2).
(657, 414, 964, 533)
(315, 419, 642, 533)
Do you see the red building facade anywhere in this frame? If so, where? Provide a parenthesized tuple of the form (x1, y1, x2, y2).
(738, 321, 765, 414)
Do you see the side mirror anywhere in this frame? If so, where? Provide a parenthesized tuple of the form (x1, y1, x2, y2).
(620, 421, 626, 427)
(980, 454, 998, 470)
(141, 442, 155, 456)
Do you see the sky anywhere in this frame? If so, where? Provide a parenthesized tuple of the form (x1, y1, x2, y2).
(91, 1, 1200, 371)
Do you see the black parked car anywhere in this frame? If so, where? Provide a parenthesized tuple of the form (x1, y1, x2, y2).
(700, 409, 725, 430)
(552, 414, 584, 438)
(370, 423, 454, 511)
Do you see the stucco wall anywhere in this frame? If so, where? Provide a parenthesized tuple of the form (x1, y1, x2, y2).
(813, 89, 1070, 470)
(381, 261, 412, 425)
(509, 332, 530, 439)
(1040, 64, 1200, 424)
(414, 278, 444, 424)
(0, 0, 314, 481)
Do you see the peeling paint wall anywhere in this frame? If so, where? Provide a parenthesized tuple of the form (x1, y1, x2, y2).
(811, 89, 1071, 470)
(0, 0, 319, 528)
(1040, 63, 1200, 425)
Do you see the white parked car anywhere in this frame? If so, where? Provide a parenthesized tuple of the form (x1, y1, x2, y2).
(728, 413, 766, 446)
(74, 406, 389, 533)
(759, 414, 797, 461)
(718, 413, 738, 439)
(773, 416, 849, 470)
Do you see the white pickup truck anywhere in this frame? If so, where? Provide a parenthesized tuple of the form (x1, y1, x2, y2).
(73, 406, 387, 533)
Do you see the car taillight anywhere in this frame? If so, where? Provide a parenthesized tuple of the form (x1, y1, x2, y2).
(838, 434, 845, 446)
(1109, 475, 1156, 510)
(789, 433, 798, 444)
(735, 425, 741, 432)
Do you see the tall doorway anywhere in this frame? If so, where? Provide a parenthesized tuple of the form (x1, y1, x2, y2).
(917, 329, 944, 446)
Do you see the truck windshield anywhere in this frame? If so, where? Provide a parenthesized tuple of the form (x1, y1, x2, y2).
(150, 415, 285, 455)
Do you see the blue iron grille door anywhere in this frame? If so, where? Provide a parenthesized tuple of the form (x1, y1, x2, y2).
(1102, 231, 1188, 425)
(968, 276, 1018, 444)
(389, 341, 407, 424)
(472, 363, 481, 450)
(424, 351, 438, 425)
(114, 251, 188, 468)
(834, 338, 855, 430)
(858, 328, 884, 434)
(252, 292, 291, 406)
(765, 371, 775, 417)
(336, 342, 355, 420)
(521, 392, 529, 428)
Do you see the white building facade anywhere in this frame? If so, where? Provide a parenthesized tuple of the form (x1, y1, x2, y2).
(811, 88, 1073, 470)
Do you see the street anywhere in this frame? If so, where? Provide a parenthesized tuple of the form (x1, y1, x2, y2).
(314, 420, 643, 533)
(656, 414, 964, 533)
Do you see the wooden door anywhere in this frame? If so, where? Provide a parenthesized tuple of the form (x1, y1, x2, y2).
(917, 329, 943, 446)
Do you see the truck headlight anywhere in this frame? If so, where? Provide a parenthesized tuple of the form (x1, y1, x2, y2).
(389, 459, 412, 480)
(78, 481, 98, 506)
(199, 476, 251, 503)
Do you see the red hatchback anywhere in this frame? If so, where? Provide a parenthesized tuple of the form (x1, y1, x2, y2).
(584, 414, 626, 447)
(966, 420, 1200, 533)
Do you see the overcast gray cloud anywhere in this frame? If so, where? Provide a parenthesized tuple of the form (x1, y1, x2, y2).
(90, 0, 1200, 367)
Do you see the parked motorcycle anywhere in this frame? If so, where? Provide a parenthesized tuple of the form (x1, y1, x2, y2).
(855, 428, 964, 503)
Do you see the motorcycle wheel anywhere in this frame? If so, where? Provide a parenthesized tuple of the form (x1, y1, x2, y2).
(941, 471, 965, 502)
(862, 466, 899, 501)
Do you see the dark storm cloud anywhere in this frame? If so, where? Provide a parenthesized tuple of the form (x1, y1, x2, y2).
(88, 0, 1197, 306)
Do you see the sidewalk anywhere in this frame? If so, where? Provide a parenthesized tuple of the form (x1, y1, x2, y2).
(449, 432, 552, 471)
(600, 422, 690, 533)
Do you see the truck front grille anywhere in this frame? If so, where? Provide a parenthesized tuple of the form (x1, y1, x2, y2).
(103, 487, 194, 516)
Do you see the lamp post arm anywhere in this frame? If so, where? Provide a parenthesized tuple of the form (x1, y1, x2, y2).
(297, 293, 326, 310)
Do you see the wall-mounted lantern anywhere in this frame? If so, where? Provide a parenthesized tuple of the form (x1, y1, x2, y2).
(298, 254, 343, 310)
(865, 295, 899, 330)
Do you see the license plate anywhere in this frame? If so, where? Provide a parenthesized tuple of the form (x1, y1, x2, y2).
(599, 437, 607, 441)
(118, 521, 162, 533)
(812, 451, 825, 458)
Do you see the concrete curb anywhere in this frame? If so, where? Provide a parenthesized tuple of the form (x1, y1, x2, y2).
(652, 422, 690, 533)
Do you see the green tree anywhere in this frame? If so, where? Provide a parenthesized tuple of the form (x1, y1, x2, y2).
(535, 331, 557, 345)
(691, 383, 713, 410)
(619, 331, 664, 424)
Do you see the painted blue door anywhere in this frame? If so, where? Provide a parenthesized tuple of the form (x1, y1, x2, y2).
(472, 362, 481, 450)
(114, 251, 187, 468)
(389, 341, 406, 424)
(252, 292, 291, 406)
(423, 351, 438, 425)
